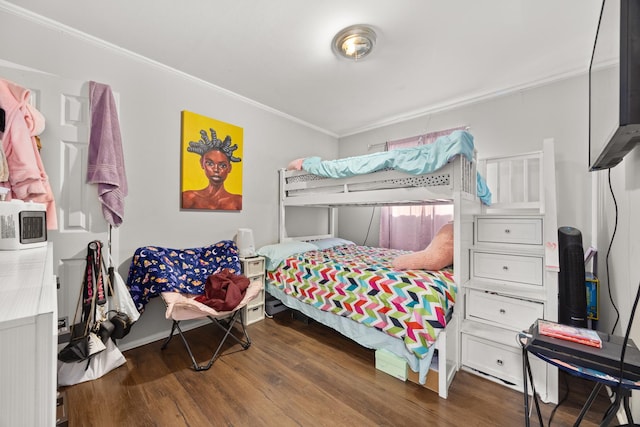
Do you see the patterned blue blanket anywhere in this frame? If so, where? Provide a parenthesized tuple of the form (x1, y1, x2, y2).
(126, 240, 241, 313)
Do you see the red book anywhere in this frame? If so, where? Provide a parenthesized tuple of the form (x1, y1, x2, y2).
(537, 319, 602, 348)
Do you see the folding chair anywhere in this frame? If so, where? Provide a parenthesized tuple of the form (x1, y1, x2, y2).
(160, 279, 262, 371)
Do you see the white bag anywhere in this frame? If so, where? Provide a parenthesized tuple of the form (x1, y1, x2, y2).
(57, 338, 126, 386)
(87, 332, 106, 356)
(110, 267, 140, 323)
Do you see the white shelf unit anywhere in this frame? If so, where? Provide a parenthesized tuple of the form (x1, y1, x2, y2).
(0, 244, 57, 426)
(240, 256, 266, 325)
(460, 141, 559, 403)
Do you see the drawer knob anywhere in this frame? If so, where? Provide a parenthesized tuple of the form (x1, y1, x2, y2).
(504, 229, 511, 234)
(496, 359, 504, 366)
(499, 308, 506, 314)
(502, 265, 509, 271)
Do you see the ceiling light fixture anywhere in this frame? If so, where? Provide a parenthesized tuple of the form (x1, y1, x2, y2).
(332, 25, 377, 61)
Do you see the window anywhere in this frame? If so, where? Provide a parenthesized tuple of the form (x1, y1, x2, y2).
(378, 126, 465, 251)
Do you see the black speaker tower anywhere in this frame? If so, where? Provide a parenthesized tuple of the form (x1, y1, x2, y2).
(558, 226, 587, 328)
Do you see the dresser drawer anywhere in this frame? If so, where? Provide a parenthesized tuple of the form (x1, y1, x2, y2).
(476, 217, 542, 245)
(467, 290, 543, 331)
(461, 334, 546, 388)
(243, 257, 265, 276)
(244, 304, 264, 325)
(462, 334, 523, 385)
(248, 274, 264, 288)
(472, 251, 543, 286)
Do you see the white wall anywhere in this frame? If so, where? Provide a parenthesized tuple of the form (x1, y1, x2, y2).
(596, 152, 640, 339)
(0, 8, 338, 347)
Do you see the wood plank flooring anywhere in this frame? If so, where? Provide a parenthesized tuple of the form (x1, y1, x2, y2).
(61, 311, 614, 426)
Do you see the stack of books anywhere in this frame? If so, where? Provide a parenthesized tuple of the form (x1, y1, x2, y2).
(537, 319, 602, 348)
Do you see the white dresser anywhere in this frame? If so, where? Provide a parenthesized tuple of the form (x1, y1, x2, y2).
(462, 216, 550, 394)
(0, 244, 57, 426)
(461, 142, 559, 403)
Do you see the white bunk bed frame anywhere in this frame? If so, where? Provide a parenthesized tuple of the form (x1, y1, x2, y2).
(275, 141, 559, 401)
(277, 154, 483, 399)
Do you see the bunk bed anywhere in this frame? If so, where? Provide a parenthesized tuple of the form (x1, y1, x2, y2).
(260, 130, 486, 399)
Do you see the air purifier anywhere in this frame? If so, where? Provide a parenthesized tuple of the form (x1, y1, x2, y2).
(236, 228, 255, 257)
(558, 226, 587, 328)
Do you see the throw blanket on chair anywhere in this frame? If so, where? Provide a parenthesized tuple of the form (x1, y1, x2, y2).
(126, 240, 241, 313)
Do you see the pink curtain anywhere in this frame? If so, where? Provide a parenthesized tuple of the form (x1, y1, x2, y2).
(379, 126, 465, 251)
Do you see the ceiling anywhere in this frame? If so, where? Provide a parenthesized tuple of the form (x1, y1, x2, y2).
(6, 0, 603, 137)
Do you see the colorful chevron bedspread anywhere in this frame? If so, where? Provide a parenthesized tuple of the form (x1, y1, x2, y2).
(267, 244, 456, 358)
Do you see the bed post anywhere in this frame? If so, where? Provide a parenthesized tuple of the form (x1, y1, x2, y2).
(329, 207, 336, 237)
(453, 187, 482, 382)
(279, 169, 286, 243)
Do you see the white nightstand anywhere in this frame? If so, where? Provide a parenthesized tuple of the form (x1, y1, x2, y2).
(240, 256, 265, 325)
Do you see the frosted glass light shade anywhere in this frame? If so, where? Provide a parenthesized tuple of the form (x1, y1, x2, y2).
(236, 228, 255, 257)
(332, 25, 376, 61)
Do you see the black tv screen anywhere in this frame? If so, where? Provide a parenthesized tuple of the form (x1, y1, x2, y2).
(589, 0, 640, 171)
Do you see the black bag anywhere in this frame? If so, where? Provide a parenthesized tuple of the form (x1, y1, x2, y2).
(58, 321, 91, 363)
(58, 335, 90, 363)
(58, 241, 104, 363)
(98, 319, 115, 343)
(108, 310, 132, 339)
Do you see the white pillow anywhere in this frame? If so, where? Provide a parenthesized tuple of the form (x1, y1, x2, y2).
(256, 241, 318, 271)
(309, 237, 356, 250)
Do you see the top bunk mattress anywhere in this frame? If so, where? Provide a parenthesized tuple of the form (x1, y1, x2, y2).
(283, 130, 491, 206)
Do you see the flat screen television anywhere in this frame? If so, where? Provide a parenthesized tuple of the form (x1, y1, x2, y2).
(589, 0, 640, 171)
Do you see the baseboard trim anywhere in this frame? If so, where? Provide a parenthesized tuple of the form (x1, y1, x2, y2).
(115, 318, 210, 352)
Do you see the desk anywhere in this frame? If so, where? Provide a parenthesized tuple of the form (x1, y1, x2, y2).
(521, 334, 640, 426)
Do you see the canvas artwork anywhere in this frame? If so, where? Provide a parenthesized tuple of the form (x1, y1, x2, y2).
(181, 111, 243, 211)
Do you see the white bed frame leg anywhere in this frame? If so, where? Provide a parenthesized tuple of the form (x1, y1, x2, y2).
(437, 330, 448, 399)
(437, 311, 460, 399)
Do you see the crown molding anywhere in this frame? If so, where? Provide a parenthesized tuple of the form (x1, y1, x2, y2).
(338, 67, 586, 138)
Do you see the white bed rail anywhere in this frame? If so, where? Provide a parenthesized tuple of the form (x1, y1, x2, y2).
(281, 154, 477, 208)
(279, 154, 478, 242)
(477, 140, 558, 270)
(478, 151, 543, 211)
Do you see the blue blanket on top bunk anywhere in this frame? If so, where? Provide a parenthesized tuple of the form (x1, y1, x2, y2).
(302, 130, 492, 205)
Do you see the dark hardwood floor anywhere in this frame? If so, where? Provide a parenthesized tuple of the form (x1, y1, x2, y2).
(61, 311, 614, 426)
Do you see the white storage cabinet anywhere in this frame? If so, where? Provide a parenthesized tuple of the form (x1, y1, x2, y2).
(240, 256, 266, 325)
(462, 215, 554, 401)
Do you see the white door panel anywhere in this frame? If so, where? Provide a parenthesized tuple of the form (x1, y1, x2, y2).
(0, 66, 118, 331)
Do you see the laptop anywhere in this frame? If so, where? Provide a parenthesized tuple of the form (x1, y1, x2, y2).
(526, 319, 640, 381)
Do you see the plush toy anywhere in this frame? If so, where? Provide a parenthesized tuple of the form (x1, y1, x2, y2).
(392, 222, 454, 270)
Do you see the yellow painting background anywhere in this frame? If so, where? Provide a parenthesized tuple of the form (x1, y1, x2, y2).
(181, 110, 243, 195)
